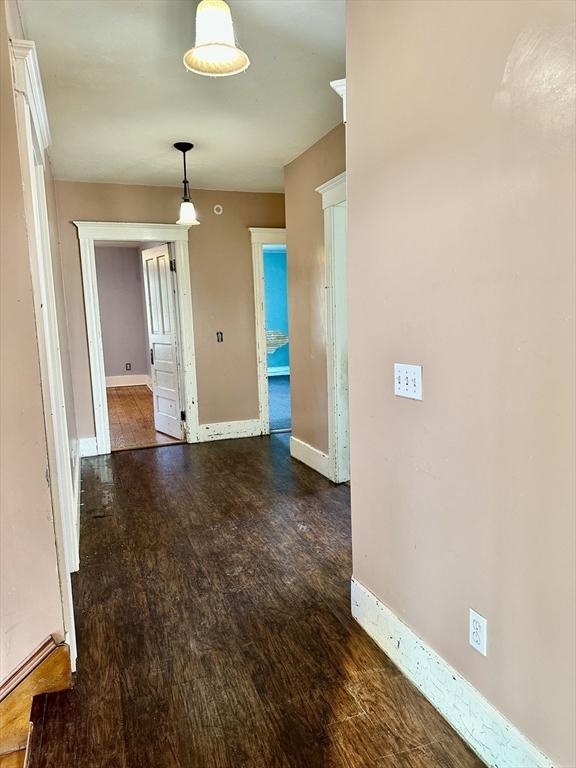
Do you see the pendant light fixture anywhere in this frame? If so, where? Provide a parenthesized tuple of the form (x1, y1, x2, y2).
(183, 0, 250, 77)
(174, 142, 200, 226)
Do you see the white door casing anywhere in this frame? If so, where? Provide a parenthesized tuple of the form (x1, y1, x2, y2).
(317, 172, 349, 484)
(75, 222, 199, 454)
(249, 228, 287, 435)
(141, 245, 184, 440)
(11, 39, 78, 666)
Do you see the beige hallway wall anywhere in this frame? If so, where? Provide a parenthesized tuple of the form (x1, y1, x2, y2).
(284, 124, 345, 454)
(347, 1, 576, 766)
(0, 0, 64, 681)
(53, 182, 285, 436)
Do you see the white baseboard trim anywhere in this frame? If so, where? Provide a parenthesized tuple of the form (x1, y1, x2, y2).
(198, 419, 263, 442)
(268, 366, 290, 377)
(351, 578, 555, 768)
(79, 437, 98, 457)
(290, 436, 332, 480)
(105, 374, 152, 388)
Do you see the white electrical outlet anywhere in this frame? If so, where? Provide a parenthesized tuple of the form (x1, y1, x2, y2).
(469, 609, 487, 656)
(394, 363, 423, 400)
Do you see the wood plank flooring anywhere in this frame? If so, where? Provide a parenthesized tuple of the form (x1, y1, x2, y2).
(0, 751, 26, 768)
(107, 385, 182, 452)
(29, 436, 484, 767)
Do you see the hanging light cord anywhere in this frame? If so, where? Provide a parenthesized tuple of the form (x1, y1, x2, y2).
(182, 151, 190, 202)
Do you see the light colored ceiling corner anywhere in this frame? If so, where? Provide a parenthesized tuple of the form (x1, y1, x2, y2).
(18, 0, 346, 193)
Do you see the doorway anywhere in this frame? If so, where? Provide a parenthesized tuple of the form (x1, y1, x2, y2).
(76, 222, 200, 456)
(94, 242, 185, 452)
(263, 244, 291, 432)
(250, 227, 290, 435)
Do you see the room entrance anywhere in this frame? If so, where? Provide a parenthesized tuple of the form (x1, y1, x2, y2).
(263, 243, 291, 433)
(250, 227, 291, 436)
(94, 242, 186, 451)
(76, 221, 200, 456)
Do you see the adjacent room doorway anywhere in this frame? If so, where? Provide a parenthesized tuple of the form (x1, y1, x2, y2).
(94, 242, 186, 452)
(250, 227, 291, 435)
(76, 222, 200, 456)
(263, 243, 291, 432)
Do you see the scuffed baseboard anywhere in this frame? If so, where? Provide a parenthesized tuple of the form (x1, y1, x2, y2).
(198, 419, 262, 442)
(289, 436, 331, 480)
(351, 578, 555, 768)
(79, 437, 98, 458)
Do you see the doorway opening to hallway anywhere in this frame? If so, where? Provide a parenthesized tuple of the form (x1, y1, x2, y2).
(250, 227, 291, 436)
(76, 221, 200, 457)
(94, 242, 186, 452)
(263, 243, 291, 433)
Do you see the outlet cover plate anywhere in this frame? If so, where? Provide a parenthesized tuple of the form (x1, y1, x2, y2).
(394, 363, 423, 400)
(469, 608, 487, 656)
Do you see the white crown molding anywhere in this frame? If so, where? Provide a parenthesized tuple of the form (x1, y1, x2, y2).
(73, 221, 191, 242)
(10, 39, 51, 152)
(330, 78, 346, 123)
(316, 171, 346, 209)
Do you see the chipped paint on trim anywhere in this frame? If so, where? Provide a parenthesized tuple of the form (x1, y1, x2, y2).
(351, 578, 555, 768)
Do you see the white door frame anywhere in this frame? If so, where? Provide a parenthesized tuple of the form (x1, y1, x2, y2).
(75, 222, 199, 455)
(249, 227, 287, 434)
(316, 172, 349, 483)
(11, 39, 78, 664)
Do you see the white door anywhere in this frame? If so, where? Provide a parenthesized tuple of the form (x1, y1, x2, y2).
(141, 245, 184, 439)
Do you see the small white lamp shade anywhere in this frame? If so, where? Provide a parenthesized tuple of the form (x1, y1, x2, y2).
(183, 0, 250, 77)
(177, 201, 200, 226)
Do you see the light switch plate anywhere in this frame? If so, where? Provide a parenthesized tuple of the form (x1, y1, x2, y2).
(394, 363, 423, 400)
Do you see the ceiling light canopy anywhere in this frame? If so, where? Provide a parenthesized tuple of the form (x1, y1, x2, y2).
(174, 142, 200, 226)
(183, 0, 250, 77)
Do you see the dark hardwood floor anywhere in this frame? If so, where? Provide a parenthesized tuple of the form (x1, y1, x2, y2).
(29, 435, 483, 767)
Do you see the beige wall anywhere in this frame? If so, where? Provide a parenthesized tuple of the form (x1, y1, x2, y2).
(53, 182, 285, 436)
(95, 246, 149, 377)
(284, 124, 345, 454)
(347, 1, 575, 766)
(0, 1, 64, 680)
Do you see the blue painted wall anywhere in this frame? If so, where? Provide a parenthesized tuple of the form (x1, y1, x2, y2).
(263, 245, 289, 371)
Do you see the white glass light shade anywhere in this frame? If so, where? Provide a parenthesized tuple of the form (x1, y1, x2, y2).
(183, 0, 250, 77)
(177, 201, 200, 226)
